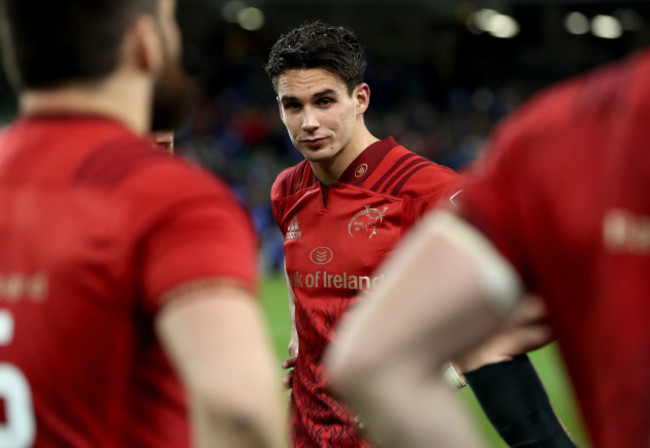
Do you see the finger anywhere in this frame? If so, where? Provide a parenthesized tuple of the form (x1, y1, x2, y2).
(282, 357, 297, 369)
(282, 371, 294, 390)
(519, 325, 554, 351)
(508, 296, 548, 327)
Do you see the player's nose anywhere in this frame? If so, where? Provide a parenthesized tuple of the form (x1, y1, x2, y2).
(301, 108, 319, 131)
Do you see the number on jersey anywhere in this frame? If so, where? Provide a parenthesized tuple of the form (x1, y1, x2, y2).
(0, 310, 36, 448)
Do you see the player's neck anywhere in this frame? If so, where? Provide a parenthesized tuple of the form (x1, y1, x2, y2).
(311, 127, 379, 185)
(19, 71, 151, 135)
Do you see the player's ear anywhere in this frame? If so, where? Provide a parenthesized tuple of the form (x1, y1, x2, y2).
(130, 15, 164, 76)
(355, 83, 370, 114)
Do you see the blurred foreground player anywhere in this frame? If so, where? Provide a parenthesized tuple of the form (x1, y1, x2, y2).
(327, 46, 650, 447)
(0, 0, 284, 447)
(265, 21, 574, 448)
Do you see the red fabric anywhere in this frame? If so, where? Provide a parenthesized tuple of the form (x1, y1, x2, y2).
(0, 116, 257, 447)
(459, 50, 650, 448)
(272, 138, 463, 447)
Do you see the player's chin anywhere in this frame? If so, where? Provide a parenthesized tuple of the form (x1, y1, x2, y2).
(300, 147, 336, 162)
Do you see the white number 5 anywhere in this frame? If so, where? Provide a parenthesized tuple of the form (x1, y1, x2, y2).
(0, 310, 36, 448)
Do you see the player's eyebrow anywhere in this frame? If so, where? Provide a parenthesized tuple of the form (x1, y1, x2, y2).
(279, 89, 338, 103)
(312, 88, 337, 98)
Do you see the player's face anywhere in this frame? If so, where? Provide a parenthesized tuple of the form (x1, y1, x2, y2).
(276, 68, 366, 166)
(150, 0, 193, 131)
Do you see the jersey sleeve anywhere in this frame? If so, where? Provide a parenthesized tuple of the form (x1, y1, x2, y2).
(270, 167, 291, 228)
(270, 164, 304, 230)
(125, 161, 259, 314)
(408, 166, 466, 221)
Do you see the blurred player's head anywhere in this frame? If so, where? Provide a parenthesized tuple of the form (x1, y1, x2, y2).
(0, 0, 192, 131)
(265, 22, 372, 175)
(264, 21, 367, 95)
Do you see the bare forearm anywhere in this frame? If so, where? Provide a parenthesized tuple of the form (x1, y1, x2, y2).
(192, 399, 283, 448)
(327, 212, 523, 446)
(337, 362, 487, 448)
(157, 286, 286, 448)
(189, 363, 284, 448)
(454, 295, 552, 373)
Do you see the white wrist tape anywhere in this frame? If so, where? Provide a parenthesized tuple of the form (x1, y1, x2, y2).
(422, 211, 524, 313)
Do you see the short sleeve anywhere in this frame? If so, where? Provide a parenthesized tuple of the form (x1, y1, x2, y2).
(407, 166, 466, 224)
(126, 162, 259, 314)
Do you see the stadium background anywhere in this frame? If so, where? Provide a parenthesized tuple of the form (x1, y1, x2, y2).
(2, 1, 649, 446)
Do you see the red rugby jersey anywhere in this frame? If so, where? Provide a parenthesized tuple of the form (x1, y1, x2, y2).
(0, 115, 258, 447)
(271, 137, 463, 447)
(460, 50, 650, 448)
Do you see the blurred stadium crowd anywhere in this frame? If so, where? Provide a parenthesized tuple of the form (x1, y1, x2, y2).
(1, 0, 649, 274)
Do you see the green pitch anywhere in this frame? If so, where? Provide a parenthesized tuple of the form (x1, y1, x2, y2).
(261, 273, 590, 447)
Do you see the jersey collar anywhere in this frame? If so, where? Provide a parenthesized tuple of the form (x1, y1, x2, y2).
(337, 137, 397, 186)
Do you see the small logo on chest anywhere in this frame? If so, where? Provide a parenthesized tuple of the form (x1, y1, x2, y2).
(354, 163, 369, 178)
(310, 247, 334, 265)
(286, 215, 302, 240)
(348, 205, 388, 239)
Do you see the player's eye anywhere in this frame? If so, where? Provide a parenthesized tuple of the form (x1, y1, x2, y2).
(284, 102, 302, 111)
(317, 98, 333, 106)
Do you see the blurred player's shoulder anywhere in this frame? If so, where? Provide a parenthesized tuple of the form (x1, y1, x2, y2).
(571, 47, 650, 118)
(67, 129, 227, 200)
(117, 148, 240, 209)
(270, 159, 317, 201)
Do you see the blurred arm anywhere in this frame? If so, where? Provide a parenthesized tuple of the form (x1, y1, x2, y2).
(156, 282, 285, 448)
(326, 211, 522, 448)
(453, 294, 552, 373)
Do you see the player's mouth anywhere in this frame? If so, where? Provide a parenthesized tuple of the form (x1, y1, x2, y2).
(301, 137, 328, 149)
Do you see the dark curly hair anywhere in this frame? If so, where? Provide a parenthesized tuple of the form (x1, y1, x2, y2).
(264, 21, 367, 95)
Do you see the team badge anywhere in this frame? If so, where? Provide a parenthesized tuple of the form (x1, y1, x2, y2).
(354, 163, 369, 178)
(348, 205, 388, 239)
